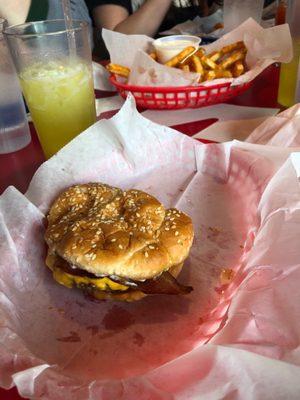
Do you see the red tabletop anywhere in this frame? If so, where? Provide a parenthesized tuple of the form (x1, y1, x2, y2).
(0, 63, 280, 399)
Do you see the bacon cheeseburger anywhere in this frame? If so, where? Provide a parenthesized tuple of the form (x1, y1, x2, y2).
(45, 183, 194, 301)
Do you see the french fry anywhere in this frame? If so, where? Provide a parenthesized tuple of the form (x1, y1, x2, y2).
(106, 63, 130, 78)
(204, 70, 217, 81)
(207, 51, 222, 62)
(190, 55, 204, 75)
(217, 69, 233, 78)
(219, 49, 246, 69)
(232, 60, 245, 77)
(195, 47, 206, 58)
(165, 46, 196, 67)
(149, 52, 157, 61)
(201, 55, 217, 70)
(180, 64, 191, 72)
(220, 41, 245, 55)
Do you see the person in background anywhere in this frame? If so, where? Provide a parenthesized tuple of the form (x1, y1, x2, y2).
(86, 0, 220, 37)
(0, 0, 92, 31)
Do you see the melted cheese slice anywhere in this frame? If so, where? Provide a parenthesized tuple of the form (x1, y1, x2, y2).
(52, 268, 129, 292)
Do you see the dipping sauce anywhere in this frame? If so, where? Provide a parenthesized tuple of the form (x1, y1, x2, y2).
(153, 35, 201, 64)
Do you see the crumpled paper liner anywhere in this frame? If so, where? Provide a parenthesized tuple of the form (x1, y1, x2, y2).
(1, 97, 300, 399)
(101, 18, 292, 87)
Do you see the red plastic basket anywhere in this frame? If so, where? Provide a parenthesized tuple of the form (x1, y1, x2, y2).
(109, 75, 252, 110)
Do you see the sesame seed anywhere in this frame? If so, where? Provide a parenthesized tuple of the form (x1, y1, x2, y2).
(175, 231, 179, 236)
(119, 244, 123, 249)
(165, 227, 170, 231)
(91, 254, 97, 260)
(149, 245, 155, 249)
(111, 238, 116, 242)
(145, 251, 149, 258)
(136, 213, 140, 217)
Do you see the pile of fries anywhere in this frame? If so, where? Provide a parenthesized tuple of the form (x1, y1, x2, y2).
(106, 40, 247, 84)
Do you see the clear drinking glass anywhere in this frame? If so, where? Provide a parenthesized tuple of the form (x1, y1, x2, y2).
(4, 20, 96, 159)
(0, 18, 31, 154)
(277, 0, 300, 107)
(223, 0, 264, 32)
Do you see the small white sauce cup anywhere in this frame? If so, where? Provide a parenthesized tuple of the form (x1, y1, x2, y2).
(153, 35, 201, 64)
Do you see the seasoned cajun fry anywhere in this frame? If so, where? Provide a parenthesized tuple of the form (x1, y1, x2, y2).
(106, 63, 130, 78)
(164, 46, 196, 67)
(149, 52, 157, 61)
(220, 41, 245, 55)
(216, 69, 233, 78)
(195, 47, 206, 58)
(232, 60, 245, 77)
(204, 70, 217, 80)
(207, 51, 222, 62)
(190, 55, 204, 75)
(201, 55, 217, 70)
(219, 49, 246, 69)
(179, 64, 190, 72)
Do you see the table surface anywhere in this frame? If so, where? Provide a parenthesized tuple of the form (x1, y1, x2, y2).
(0, 63, 280, 399)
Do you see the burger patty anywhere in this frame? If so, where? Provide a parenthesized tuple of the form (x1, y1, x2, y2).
(52, 254, 192, 295)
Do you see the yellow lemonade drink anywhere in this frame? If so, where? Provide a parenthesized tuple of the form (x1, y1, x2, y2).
(20, 59, 96, 158)
(277, 39, 300, 108)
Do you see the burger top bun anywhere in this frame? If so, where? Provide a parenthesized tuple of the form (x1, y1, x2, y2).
(45, 183, 194, 281)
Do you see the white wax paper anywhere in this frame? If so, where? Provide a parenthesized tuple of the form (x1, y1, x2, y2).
(100, 19, 292, 87)
(1, 96, 300, 399)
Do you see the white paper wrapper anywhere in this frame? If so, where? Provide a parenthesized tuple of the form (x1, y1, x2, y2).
(2, 97, 300, 399)
(101, 19, 292, 87)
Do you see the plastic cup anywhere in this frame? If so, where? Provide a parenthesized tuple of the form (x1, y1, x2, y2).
(153, 35, 201, 64)
(0, 18, 31, 154)
(223, 0, 264, 32)
(4, 20, 96, 159)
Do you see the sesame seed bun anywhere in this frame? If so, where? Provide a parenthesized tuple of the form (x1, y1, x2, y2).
(45, 183, 194, 282)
